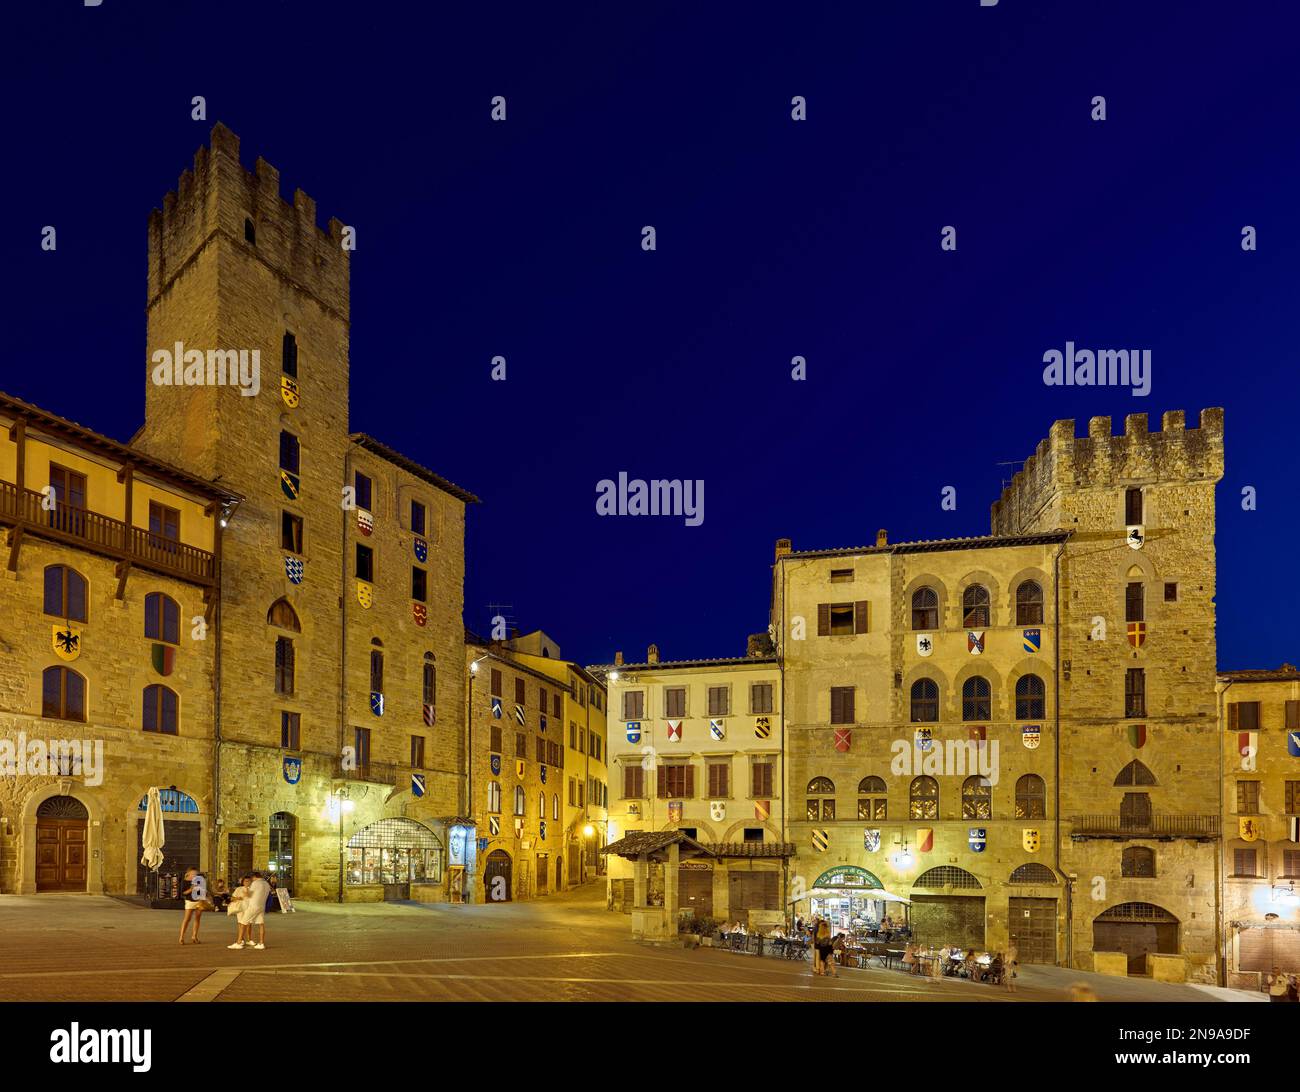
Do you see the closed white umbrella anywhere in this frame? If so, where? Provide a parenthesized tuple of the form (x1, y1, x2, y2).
(140, 786, 165, 872)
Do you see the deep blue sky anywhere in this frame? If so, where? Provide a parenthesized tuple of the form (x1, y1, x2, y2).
(4, 1, 1297, 670)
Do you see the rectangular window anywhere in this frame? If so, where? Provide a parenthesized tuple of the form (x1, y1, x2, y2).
(538, 685, 547, 711)
(515, 732, 526, 758)
(569, 723, 577, 748)
(664, 687, 686, 718)
(751, 761, 773, 798)
(410, 499, 426, 536)
(275, 636, 295, 695)
(623, 765, 645, 799)
(1286, 781, 1300, 814)
(279, 431, 299, 474)
(707, 686, 730, 716)
(751, 683, 774, 714)
(422, 662, 436, 709)
(553, 692, 561, 718)
(489, 725, 502, 753)
(568, 778, 576, 807)
(623, 690, 645, 720)
(536, 737, 546, 764)
(1233, 848, 1257, 878)
(1237, 780, 1261, 814)
(1125, 582, 1144, 623)
(281, 331, 298, 377)
(708, 762, 730, 797)
(353, 727, 372, 776)
(355, 543, 373, 582)
(1284, 850, 1300, 878)
(149, 501, 180, 544)
(577, 781, 585, 807)
(411, 567, 427, 602)
(1164, 582, 1178, 602)
(44, 564, 87, 622)
(354, 471, 373, 512)
(280, 711, 300, 750)
(281, 511, 303, 553)
(1124, 668, 1146, 718)
(1287, 701, 1300, 731)
(1125, 487, 1143, 525)
(410, 736, 425, 768)
(830, 686, 855, 725)
(515, 678, 526, 706)
(490, 668, 502, 697)
(658, 764, 695, 799)
(369, 650, 384, 693)
(829, 568, 854, 583)
(817, 601, 869, 636)
(49, 464, 88, 522)
(1229, 702, 1261, 731)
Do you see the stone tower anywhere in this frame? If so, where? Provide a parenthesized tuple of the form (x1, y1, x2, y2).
(992, 409, 1225, 979)
(134, 124, 353, 894)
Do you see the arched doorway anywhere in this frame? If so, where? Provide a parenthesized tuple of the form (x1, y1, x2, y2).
(484, 850, 513, 902)
(268, 812, 296, 895)
(911, 866, 985, 950)
(36, 796, 88, 892)
(1093, 902, 1179, 974)
(135, 789, 201, 899)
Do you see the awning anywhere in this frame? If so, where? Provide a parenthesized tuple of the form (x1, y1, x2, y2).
(790, 887, 911, 905)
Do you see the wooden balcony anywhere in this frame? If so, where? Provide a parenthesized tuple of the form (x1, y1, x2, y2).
(332, 755, 400, 786)
(1069, 813, 1219, 841)
(0, 479, 216, 585)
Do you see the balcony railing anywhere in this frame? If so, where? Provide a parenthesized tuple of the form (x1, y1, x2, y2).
(0, 479, 216, 585)
(1069, 814, 1219, 840)
(332, 756, 400, 786)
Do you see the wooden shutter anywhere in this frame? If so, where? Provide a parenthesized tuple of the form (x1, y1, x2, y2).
(685, 766, 695, 798)
(844, 687, 855, 723)
(1228, 702, 1239, 730)
(830, 688, 843, 724)
(491, 668, 502, 696)
(657, 765, 667, 798)
(817, 603, 831, 636)
(854, 601, 869, 634)
(553, 693, 561, 717)
(515, 678, 525, 704)
(1287, 701, 1300, 730)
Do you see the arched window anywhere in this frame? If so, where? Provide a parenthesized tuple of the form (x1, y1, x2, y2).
(962, 676, 990, 721)
(1010, 863, 1056, 885)
(143, 684, 178, 735)
(144, 592, 180, 644)
(913, 866, 981, 889)
(282, 331, 298, 378)
(539, 792, 546, 819)
(1120, 792, 1152, 831)
(1015, 673, 1045, 719)
(553, 794, 560, 821)
(1114, 760, 1157, 787)
(44, 565, 87, 621)
(910, 679, 939, 722)
(423, 653, 436, 722)
(513, 786, 525, 816)
(1015, 774, 1046, 819)
(858, 776, 887, 821)
(962, 584, 990, 628)
(275, 636, 295, 694)
(244, 217, 256, 244)
(267, 598, 300, 631)
(487, 782, 502, 813)
(42, 666, 86, 721)
(1122, 846, 1156, 878)
(1016, 580, 1044, 625)
(806, 777, 836, 821)
(911, 587, 939, 630)
(909, 775, 938, 819)
(370, 649, 384, 693)
(962, 775, 993, 819)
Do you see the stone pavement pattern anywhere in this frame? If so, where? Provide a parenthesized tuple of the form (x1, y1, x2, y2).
(0, 883, 1262, 1003)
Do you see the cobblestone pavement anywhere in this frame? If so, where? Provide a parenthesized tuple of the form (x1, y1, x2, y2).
(0, 883, 1258, 1002)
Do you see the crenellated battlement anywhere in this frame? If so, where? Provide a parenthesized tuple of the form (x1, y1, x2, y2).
(991, 408, 1224, 534)
(146, 123, 349, 316)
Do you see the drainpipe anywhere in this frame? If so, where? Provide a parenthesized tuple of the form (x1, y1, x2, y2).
(338, 454, 351, 904)
(212, 511, 224, 885)
(1052, 539, 1072, 968)
(778, 558, 788, 916)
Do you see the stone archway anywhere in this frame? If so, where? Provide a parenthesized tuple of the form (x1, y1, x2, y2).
(35, 796, 88, 892)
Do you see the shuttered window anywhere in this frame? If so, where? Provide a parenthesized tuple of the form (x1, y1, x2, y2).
(751, 762, 773, 797)
(1287, 701, 1300, 730)
(1125, 582, 1144, 622)
(490, 668, 502, 697)
(1228, 702, 1260, 731)
(750, 683, 774, 714)
(623, 765, 645, 799)
(1237, 781, 1261, 814)
(708, 762, 730, 797)
(1124, 669, 1146, 718)
(817, 601, 869, 636)
(1125, 487, 1143, 525)
(1232, 848, 1258, 878)
(708, 687, 730, 716)
(515, 678, 525, 705)
(623, 690, 645, 719)
(830, 687, 855, 724)
(658, 764, 694, 799)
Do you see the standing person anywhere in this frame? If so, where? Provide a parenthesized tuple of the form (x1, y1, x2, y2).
(815, 919, 836, 978)
(1004, 943, 1019, 992)
(239, 871, 271, 950)
(227, 875, 252, 948)
(1267, 968, 1289, 1001)
(178, 868, 207, 945)
(1287, 974, 1299, 1002)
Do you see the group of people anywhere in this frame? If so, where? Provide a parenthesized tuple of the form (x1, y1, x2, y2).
(1267, 968, 1300, 1001)
(901, 941, 1019, 989)
(176, 868, 292, 949)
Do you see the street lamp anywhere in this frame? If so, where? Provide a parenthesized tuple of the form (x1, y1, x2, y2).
(466, 654, 489, 818)
(331, 785, 354, 904)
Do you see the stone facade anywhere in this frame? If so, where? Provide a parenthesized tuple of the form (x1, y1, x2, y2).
(1218, 667, 1300, 989)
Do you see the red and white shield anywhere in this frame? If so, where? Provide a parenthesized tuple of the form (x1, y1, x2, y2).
(357, 509, 374, 536)
(412, 603, 427, 627)
(834, 728, 851, 752)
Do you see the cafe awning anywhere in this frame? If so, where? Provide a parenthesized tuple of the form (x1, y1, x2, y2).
(790, 887, 912, 905)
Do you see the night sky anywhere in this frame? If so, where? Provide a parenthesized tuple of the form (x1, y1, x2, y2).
(4, 1, 1297, 670)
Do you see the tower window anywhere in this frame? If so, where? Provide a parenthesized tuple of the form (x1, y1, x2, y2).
(244, 218, 256, 245)
(356, 544, 374, 582)
(282, 332, 298, 378)
(354, 471, 373, 512)
(279, 431, 300, 475)
(411, 567, 427, 602)
(411, 500, 426, 536)
(1125, 582, 1144, 622)
(1125, 487, 1143, 525)
(281, 512, 303, 554)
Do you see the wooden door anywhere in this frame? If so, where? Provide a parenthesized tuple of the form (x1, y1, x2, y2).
(1009, 897, 1057, 964)
(35, 818, 87, 891)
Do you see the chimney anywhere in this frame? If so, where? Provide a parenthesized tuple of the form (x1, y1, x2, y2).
(614, 651, 624, 666)
(775, 537, 792, 560)
(876, 528, 888, 547)
(647, 644, 660, 664)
